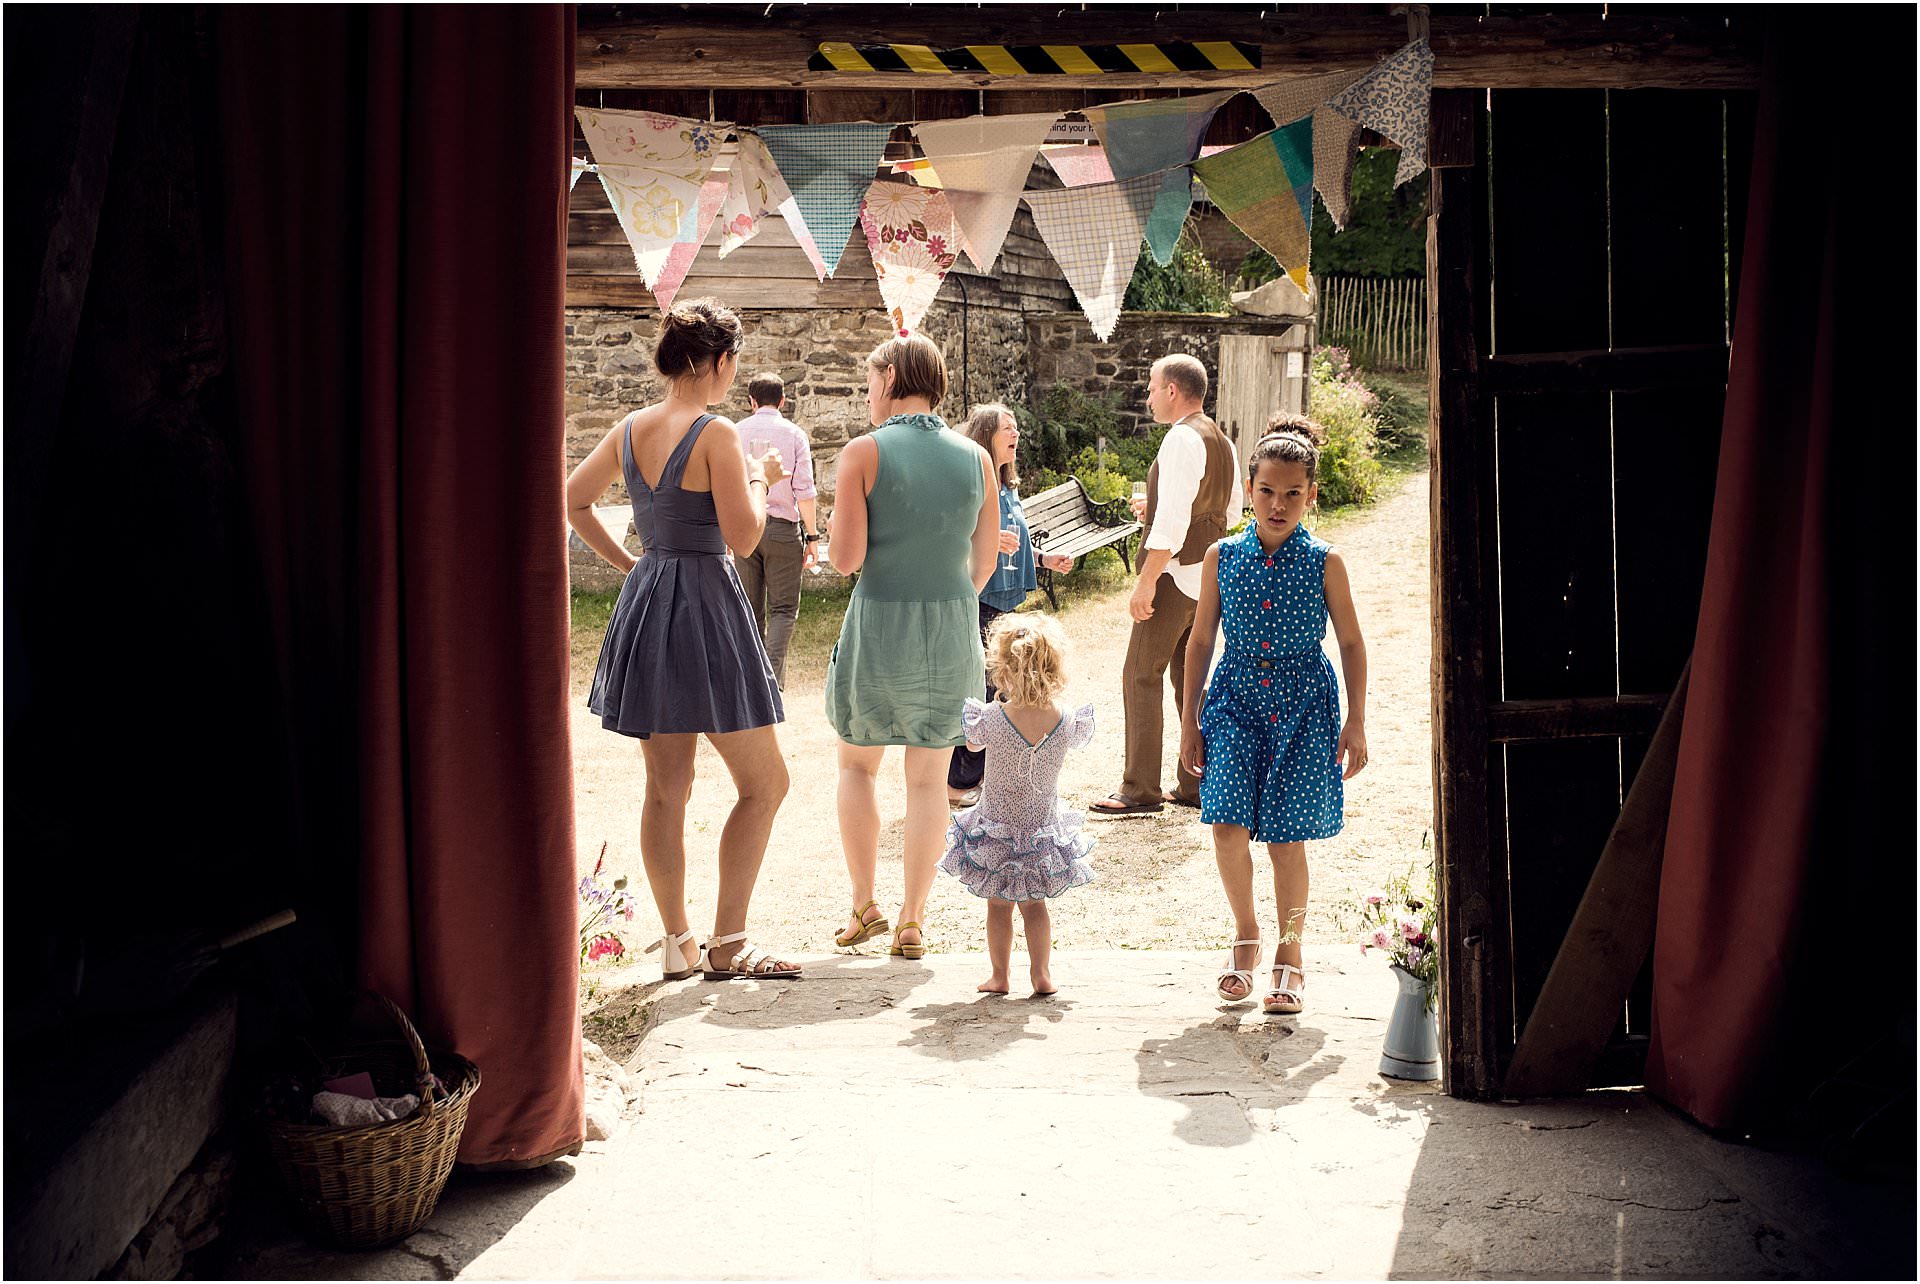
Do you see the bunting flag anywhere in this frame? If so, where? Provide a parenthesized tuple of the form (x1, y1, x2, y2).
(649, 175, 729, 311)
(1040, 145, 1114, 188)
(570, 156, 591, 192)
(1325, 39, 1434, 186)
(1252, 68, 1366, 227)
(756, 123, 895, 277)
(858, 180, 961, 335)
(1144, 169, 1194, 266)
(575, 107, 730, 289)
(1022, 173, 1161, 340)
(1191, 116, 1315, 292)
(1084, 89, 1237, 180)
(909, 112, 1058, 272)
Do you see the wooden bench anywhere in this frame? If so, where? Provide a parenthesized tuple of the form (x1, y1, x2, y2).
(1020, 477, 1143, 609)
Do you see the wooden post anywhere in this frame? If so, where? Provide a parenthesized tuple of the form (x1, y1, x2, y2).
(1428, 88, 1501, 1098)
(1500, 660, 1690, 1097)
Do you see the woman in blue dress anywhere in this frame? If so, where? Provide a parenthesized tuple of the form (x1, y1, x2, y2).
(566, 298, 800, 983)
(1178, 419, 1370, 1017)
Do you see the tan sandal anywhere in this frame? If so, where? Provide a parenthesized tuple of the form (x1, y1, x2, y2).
(834, 899, 889, 948)
(700, 931, 801, 981)
(1263, 963, 1305, 1016)
(1216, 937, 1260, 1002)
(889, 921, 928, 960)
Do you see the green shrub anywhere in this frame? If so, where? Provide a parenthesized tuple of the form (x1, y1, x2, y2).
(1306, 346, 1384, 508)
(1123, 226, 1232, 313)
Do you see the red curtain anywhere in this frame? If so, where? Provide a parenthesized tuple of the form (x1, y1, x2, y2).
(1647, 18, 1911, 1131)
(214, 7, 583, 1166)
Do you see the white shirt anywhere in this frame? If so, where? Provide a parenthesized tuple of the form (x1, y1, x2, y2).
(1144, 414, 1242, 601)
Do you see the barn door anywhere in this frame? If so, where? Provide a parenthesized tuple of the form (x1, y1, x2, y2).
(1429, 87, 1756, 1098)
(1217, 327, 1311, 477)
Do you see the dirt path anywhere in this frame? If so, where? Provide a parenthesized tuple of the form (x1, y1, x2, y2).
(571, 469, 1431, 960)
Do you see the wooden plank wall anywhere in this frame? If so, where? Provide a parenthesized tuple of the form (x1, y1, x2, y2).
(1432, 85, 1757, 1096)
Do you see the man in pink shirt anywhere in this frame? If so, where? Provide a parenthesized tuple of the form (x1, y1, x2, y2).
(734, 372, 818, 688)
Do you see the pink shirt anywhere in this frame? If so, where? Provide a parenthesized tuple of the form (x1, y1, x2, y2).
(739, 405, 816, 525)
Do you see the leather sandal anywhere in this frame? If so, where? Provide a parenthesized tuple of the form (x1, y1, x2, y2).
(1216, 937, 1260, 1002)
(645, 929, 699, 981)
(1263, 963, 1306, 1016)
(1089, 792, 1162, 816)
(700, 931, 801, 981)
(834, 899, 889, 948)
(889, 921, 928, 960)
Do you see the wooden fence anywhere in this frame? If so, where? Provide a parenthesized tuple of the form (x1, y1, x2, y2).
(1315, 275, 1427, 372)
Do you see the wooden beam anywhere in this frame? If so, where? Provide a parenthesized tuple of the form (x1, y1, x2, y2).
(1501, 661, 1691, 1098)
(1428, 89, 1502, 1100)
(577, 8, 1761, 91)
(1488, 695, 1668, 743)
(1483, 344, 1730, 394)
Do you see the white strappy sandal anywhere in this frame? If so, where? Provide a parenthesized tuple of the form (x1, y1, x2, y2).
(1263, 963, 1306, 1016)
(645, 929, 699, 981)
(700, 930, 802, 981)
(1216, 938, 1261, 1002)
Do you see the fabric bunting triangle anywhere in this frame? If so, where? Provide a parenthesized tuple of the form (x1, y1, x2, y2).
(756, 123, 895, 278)
(1252, 68, 1366, 227)
(575, 107, 730, 289)
(570, 156, 590, 192)
(1084, 89, 1238, 180)
(1022, 173, 1162, 341)
(858, 181, 961, 336)
(1144, 169, 1194, 267)
(648, 175, 728, 311)
(908, 112, 1058, 273)
(1324, 39, 1434, 186)
(1191, 116, 1315, 293)
(720, 132, 829, 278)
(1041, 146, 1115, 188)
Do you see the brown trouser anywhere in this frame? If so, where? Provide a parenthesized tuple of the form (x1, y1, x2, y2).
(1120, 572, 1201, 805)
(734, 517, 803, 689)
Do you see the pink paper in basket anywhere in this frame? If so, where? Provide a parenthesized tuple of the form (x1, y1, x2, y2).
(322, 1071, 378, 1100)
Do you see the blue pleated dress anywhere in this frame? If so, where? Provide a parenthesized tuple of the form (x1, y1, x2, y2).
(588, 413, 785, 739)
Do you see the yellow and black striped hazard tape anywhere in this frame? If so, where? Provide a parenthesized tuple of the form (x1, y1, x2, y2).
(810, 41, 1259, 75)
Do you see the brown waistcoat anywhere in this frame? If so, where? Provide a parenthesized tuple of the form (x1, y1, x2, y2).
(1142, 411, 1238, 566)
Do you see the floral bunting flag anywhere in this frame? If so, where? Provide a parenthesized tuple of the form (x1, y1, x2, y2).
(1191, 116, 1315, 293)
(858, 180, 961, 336)
(1022, 173, 1162, 341)
(1252, 68, 1366, 227)
(648, 175, 729, 312)
(756, 123, 895, 277)
(1324, 39, 1434, 186)
(1084, 89, 1238, 180)
(717, 132, 829, 279)
(908, 112, 1058, 273)
(575, 107, 729, 289)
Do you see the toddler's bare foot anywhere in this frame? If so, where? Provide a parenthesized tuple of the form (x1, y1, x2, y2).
(1030, 968, 1056, 997)
(978, 976, 1010, 995)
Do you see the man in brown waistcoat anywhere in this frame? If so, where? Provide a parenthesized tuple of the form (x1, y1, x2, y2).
(1091, 353, 1242, 815)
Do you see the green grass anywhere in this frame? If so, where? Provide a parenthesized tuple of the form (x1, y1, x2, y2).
(1360, 368, 1431, 482)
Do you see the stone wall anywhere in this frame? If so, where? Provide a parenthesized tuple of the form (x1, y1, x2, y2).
(1024, 311, 1311, 439)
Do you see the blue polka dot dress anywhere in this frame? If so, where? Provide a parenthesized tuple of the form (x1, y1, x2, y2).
(1198, 524, 1344, 842)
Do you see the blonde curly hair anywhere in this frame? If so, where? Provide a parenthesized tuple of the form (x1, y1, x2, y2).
(985, 612, 1070, 708)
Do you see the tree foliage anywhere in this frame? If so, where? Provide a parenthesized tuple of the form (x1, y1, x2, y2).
(1238, 149, 1428, 285)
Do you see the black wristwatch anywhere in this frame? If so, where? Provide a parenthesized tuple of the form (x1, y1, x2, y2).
(802, 531, 819, 543)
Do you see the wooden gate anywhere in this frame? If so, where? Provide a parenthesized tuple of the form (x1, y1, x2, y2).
(1429, 87, 1756, 1097)
(1216, 324, 1314, 477)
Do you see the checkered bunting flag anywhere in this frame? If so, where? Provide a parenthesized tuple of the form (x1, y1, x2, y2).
(755, 123, 896, 278)
(1022, 173, 1163, 341)
(1253, 68, 1366, 228)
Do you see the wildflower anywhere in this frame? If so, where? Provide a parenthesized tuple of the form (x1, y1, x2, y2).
(1364, 892, 1386, 906)
(1372, 927, 1393, 950)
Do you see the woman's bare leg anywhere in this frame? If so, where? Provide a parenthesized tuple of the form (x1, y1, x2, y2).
(702, 725, 792, 971)
(895, 746, 953, 948)
(637, 735, 700, 939)
(837, 740, 886, 939)
(980, 900, 1014, 993)
(1212, 823, 1260, 1000)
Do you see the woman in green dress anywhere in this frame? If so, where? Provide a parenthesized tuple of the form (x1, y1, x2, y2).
(824, 334, 1000, 959)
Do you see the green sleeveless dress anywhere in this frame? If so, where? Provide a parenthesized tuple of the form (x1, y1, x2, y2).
(825, 413, 988, 747)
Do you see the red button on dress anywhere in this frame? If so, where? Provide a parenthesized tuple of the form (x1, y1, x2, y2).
(1261, 678, 1270, 687)
(1263, 600, 1271, 609)
(1270, 714, 1279, 723)
(1262, 641, 1271, 649)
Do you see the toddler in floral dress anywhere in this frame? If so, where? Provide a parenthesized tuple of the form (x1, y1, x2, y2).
(939, 613, 1096, 997)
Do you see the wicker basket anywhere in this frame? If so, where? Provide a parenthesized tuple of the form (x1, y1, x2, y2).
(263, 993, 482, 1248)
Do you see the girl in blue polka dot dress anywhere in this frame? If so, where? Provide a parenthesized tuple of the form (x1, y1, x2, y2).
(1178, 419, 1369, 1016)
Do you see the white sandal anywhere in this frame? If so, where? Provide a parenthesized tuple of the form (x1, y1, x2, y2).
(645, 929, 699, 981)
(1263, 963, 1306, 1016)
(700, 930, 802, 981)
(1216, 938, 1261, 1002)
